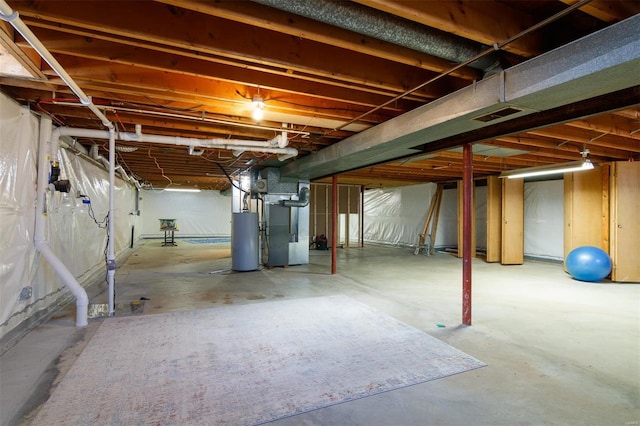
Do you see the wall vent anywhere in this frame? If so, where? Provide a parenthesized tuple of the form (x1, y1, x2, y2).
(473, 106, 524, 123)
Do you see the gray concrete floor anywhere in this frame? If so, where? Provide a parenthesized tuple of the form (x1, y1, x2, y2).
(1, 240, 639, 425)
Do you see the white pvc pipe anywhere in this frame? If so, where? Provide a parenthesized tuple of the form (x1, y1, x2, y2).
(35, 242, 89, 326)
(107, 128, 116, 316)
(53, 127, 298, 157)
(233, 146, 299, 156)
(278, 132, 288, 148)
(36, 117, 88, 327)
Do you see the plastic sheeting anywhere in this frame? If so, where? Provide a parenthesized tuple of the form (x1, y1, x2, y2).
(0, 93, 137, 341)
(435, 188, 458, 248)
(139, 190, 231, 238)
(363, 183, 437, 247)
(524, 180, 564, 261)
(363, 180, 564, 261)
(0, 98, 39, 340)
(51, 149, 138, 280)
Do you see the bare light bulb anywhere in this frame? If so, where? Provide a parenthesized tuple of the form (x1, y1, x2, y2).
(252, 95, 265, 121)
(252, 106, 264, 121)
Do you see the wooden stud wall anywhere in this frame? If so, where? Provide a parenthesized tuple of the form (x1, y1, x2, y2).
(310, 184, 330, 244)
(310, 183, 361, 247)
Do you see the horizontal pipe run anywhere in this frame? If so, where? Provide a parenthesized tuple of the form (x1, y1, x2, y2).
(53, 127, 298, 158)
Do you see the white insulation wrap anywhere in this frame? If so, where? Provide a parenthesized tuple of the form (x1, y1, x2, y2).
(0, 97, 39, 339)
(0, 94, 137, 341)
(524, 180, 564, 261)
(435, 188, 459, 248)
(53, 148, 137, 277)
(363, 183, 437, 247)
(363, 180, 564, 261)
(139, 190, 231, 238)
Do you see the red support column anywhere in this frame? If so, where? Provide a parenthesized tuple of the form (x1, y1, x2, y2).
(331, 175, 338, 275)
(462, 143, 473, 325)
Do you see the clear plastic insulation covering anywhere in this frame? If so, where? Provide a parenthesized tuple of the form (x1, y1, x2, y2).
(1, 93, 137, 341)
(363, 180, 564, 261)
(363, 183, 437, 247)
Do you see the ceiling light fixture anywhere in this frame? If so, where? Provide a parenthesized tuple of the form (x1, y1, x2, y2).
(252, 95, 265, 121)
(164, 188, 201, 193)
(500, 150, 594, 179)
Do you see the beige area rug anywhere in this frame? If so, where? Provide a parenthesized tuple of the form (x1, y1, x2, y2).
(33, 295, 485, 425)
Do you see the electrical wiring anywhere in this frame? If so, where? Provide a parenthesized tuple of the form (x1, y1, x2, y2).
(77, 194, 111, 289)
(201, 150, 237, 165)
(81, 196, 108, 229)
(147, 147, 173, 185)
(211, 161, 251, 195)
(112, 110, 128, 134)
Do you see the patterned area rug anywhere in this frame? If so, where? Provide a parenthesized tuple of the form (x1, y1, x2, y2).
(33, 295, 485, 425)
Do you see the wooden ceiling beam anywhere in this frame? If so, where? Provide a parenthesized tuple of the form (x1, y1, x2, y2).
(613, 107, 640, 120)
(559, 0, 640, 23)
(154, 0, 481, 81)
(32, 91, 353, 141)
(528, 126, 640, 154)
(41, 71, 391, 125)
(21, 25, 441, 104)
(0, 75, 56, 91)
(352, 0, 542, 57)
(494, 135, 634, 160)
(563, 115, 640, 141)
(41, 72, 397, 124)
(13, 2, 463, 100)
(0, 21, 46, 79)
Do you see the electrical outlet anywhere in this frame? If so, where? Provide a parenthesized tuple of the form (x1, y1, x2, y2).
(19, 286, 33, 300)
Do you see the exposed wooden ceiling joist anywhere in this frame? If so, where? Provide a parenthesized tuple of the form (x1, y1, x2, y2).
(0, 0, 637, 190)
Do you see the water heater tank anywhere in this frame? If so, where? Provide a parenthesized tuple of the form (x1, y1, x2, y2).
(232, 212, 259, 271)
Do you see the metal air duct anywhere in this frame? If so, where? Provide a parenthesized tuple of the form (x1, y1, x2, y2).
(252, 0, 500, 72)
(280, 186, 310, 208)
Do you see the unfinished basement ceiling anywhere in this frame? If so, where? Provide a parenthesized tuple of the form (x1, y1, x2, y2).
(0, 0, 638, 190)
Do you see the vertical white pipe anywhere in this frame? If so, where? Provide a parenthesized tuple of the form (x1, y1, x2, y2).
(107, 127, 116, 316)
(36, 117, 88, 327)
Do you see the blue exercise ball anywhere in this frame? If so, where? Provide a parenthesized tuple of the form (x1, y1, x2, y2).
(566, 246, 612, 282)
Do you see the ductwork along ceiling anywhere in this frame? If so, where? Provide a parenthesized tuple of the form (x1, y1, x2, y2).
(0, 0, 638, 190)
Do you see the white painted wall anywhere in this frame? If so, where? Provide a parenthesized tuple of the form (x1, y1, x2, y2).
(139, 190, 232, 238)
